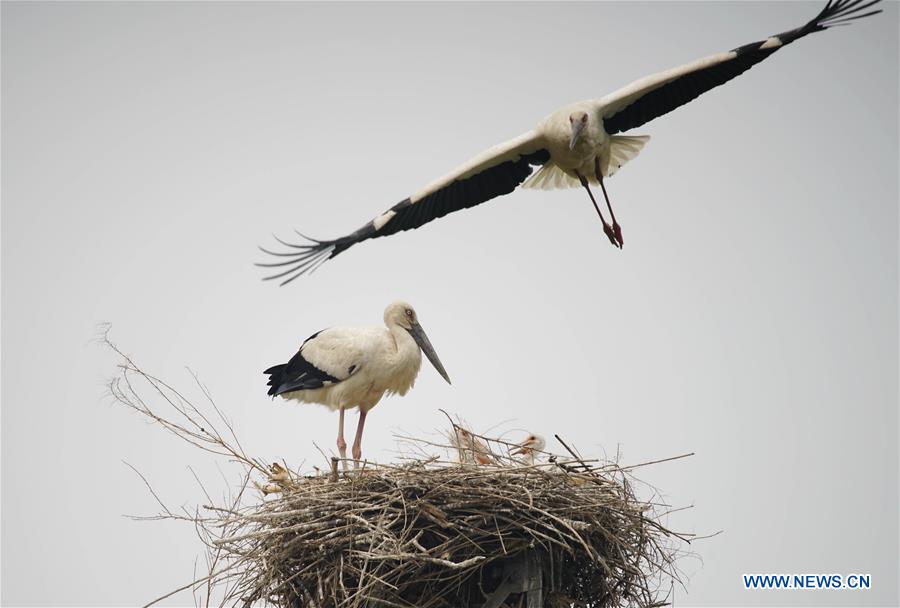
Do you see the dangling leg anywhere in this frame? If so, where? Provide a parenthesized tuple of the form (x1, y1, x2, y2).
(595, 157, 623, 247)
(336, 406, 348, 472)
(351, 409, 368, 469)
(576, 170, 620, 249)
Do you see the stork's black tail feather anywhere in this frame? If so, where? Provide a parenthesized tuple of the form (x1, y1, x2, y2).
(264, 363, 288, 396)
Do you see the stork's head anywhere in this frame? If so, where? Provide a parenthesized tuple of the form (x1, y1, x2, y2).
(384, 301, 452, 385)
(384, 301, 418, 330)
(568, 111, 589, 150)
(512, 433, 547, 455)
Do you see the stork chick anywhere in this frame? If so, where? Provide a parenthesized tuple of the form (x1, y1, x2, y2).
(511, 434, 547, 464)
(264, 302, 451, 470)
(449, 427, 494, 465)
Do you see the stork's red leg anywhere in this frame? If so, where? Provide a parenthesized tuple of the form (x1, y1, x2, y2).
(576, 171, 620, 249)
(337, 407, 348, 471)
(351, 409, 367, 468)
(595, 158, 623, 247)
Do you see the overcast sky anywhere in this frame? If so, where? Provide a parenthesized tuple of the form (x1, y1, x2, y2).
(2, 1, 898, 606)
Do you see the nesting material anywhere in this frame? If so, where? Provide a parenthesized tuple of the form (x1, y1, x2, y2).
(227, 457, 685, 608)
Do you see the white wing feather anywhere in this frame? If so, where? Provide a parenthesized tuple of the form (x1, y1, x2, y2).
(410, 130, 547, 202)
(299, 328, 382, 380)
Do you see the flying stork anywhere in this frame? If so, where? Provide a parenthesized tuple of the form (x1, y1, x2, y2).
(264, 301, 451, 469)
(259, 0, 881, 284)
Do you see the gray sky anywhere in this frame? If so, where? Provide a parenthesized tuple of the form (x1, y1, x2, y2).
(2, 1, 897, 606)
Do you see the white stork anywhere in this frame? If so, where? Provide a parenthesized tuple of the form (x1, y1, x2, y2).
(264, 301, 451, 469)
(260, 0, 881, 285)
(449, 426, 495, 465)
(511, 434, 547, 464)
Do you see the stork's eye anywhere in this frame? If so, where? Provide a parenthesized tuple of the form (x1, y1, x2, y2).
(405, 309, 413, 317)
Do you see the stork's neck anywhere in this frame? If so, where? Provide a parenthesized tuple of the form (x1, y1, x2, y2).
(387, 324, 420, 360)
(573, 118, 606, 153)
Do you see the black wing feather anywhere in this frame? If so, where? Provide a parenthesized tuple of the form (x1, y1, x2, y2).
(258, 149, 549, 285)
(604, 0, 882, 135)
(376, 149, 549, 237)
(264, 331, 341, 396)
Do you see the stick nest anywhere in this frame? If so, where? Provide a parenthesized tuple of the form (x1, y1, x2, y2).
(104, 331, 691, 608)
(234, 459, 684, 608)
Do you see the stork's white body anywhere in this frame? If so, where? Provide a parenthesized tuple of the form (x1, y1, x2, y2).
(537, 101, 609, 179)
(280, 325, 422, 413)
(265, 302, 450, 468)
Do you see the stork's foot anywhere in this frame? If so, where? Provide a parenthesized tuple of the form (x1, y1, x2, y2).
(603, 223, 621, 249)
(612, 222, 624, 248)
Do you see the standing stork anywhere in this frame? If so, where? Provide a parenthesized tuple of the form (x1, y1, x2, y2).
(264, 301, 451, 469)
(260, 0, 881, 284)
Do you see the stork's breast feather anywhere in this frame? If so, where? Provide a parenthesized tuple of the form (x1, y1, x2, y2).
(374, 332, 422, 397)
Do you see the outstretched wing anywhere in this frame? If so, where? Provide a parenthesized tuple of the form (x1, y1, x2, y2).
(264, 329, 362, 396)
(598, 0, 882, 135)
(259, 131, 550, 285)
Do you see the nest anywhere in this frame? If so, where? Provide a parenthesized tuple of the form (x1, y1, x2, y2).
(104, 332, 693, 608)
(234, 458, 687, 608)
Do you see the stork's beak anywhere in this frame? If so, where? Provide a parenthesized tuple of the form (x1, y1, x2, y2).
(407, 322, 451, 384)
(512, 435, 545, 455)
(569, 121, 585, 150)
